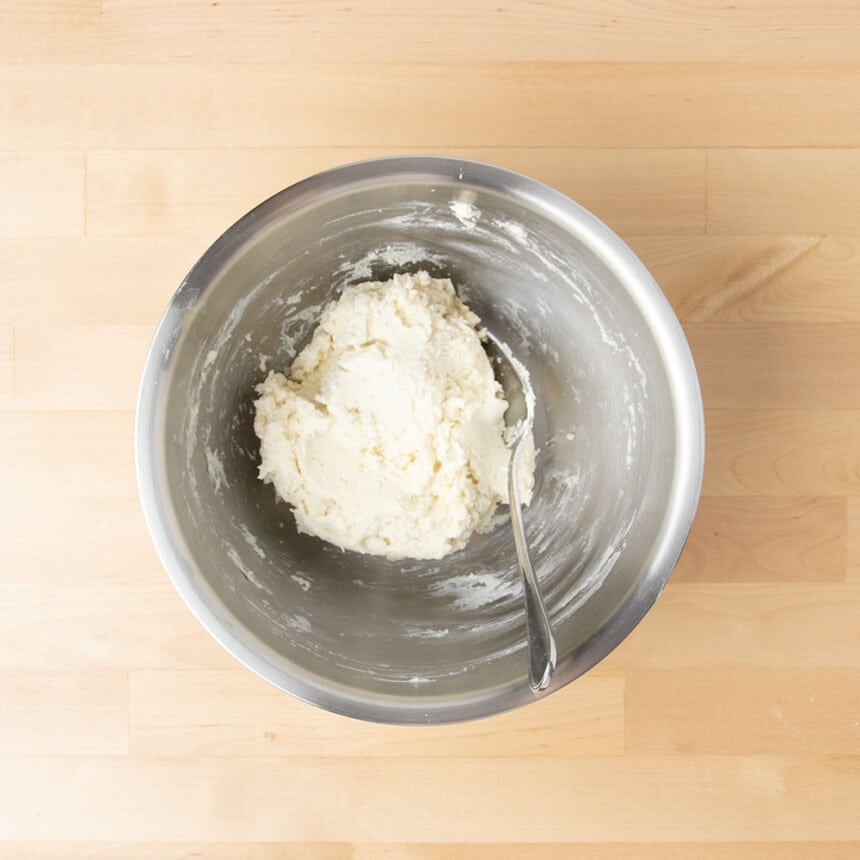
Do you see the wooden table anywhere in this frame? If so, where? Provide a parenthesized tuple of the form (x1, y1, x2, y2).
(1, 2, 859, 857)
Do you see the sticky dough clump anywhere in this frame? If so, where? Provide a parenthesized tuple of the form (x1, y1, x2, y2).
(254, 271, 535, 560)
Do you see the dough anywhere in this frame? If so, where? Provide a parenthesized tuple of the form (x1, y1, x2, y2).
(254, 271, 535, 560)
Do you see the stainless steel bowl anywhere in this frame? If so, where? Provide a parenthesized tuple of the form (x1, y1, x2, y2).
(136, 156, 704, 724)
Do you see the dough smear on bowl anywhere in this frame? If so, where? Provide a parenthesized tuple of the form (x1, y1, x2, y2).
(253, 270, 535, 560)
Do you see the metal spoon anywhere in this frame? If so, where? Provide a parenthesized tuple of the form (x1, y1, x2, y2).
(483, 329, 557, 692)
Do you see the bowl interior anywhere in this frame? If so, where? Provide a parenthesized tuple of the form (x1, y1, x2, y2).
(145, 161, 699, 721)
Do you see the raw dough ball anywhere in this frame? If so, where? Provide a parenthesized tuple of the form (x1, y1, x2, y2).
(254, 271, 535, 560)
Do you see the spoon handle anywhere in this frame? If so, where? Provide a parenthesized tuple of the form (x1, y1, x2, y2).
(509, 448, 558, 693)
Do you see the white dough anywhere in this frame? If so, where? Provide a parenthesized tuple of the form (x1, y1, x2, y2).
(253, 271, 535, 560)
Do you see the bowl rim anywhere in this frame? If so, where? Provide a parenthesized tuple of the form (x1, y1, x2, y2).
(135, 154, 705, 724)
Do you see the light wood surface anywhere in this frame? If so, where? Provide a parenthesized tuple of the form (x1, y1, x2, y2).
(1, 2, 858, 857)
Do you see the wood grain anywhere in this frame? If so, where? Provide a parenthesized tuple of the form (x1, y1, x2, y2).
(0, 1, 99, 62)
(606, 583, 860, 670)
(1, 755, 858, 842)
(13, 326, 151, 411)
(0, 411, 136, 502)
(0, 499, 158, 585)
(0, 584, 232, 672)
(355, 847, 860, 860)
(86, 147, 705, 238)
(0, 327, 11, 410)
(674, 496, 845, 583)
(128, 669, 623, 758)
(688, 324, 860, 409)
(624, 669, 860, 755)
(0, 238, 195, 325)
(0, 152, 84, 237)
(3, 64, 860, 151)
(0, 672, 127, 756)
(702, 410, 860, 496)
(0, 846, 348, 860)
(99, 0, 860, 64)
(1, 844, 858, 860)
(630, 235, 860, 323)
(709, 149, 860, 235)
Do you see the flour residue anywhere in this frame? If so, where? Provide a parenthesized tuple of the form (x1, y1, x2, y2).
(499, 221, 528, 242)
(285, 614, 312, 634)
(290, 574, 312, 592)
(449, 200, 481, 229)
(336, 242, 447, 283)
(403, 626, 450, 640)
(240, 524, 266, 559)
(205, 447, 228, 493)
(430, 572, 521, 612)
(226, 546, 271, 593)
(547, 470, 580, 494)
(279, 301, 327, 358)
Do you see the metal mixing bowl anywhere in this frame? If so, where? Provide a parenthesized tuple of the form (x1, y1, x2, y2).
(136, 156, 704, 723)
